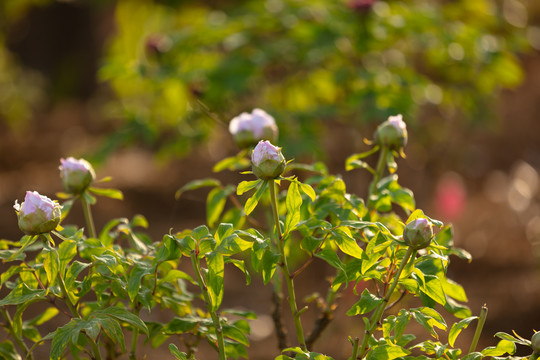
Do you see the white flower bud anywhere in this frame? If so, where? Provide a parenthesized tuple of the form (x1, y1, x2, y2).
(59, 157, 95, 194)
(229, 108, 278, 148)
(251, 140, 286, 180)
(14, 191, 61, 235)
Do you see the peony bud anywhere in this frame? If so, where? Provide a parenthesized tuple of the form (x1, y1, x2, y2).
(59, 157, 96, 194)
(229, 108, 278, 148)
(251, 140, 286, 180)
(403, 218, 433, 250)
(532, 331, 540, 354)
(14, 191, 62, 235)
(374, 114, 408, 151)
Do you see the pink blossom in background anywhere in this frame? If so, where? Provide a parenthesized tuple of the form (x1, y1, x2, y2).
(434, 172, 467, 221)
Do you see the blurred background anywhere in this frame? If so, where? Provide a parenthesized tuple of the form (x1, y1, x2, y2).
(1, 0, 540, 358)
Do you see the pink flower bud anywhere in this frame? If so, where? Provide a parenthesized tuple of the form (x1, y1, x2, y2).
(229, 108, 278, 148)
(251, 140, 286, 180)
(59, 157, 95, 194)
(14, 191, 61, 235)
(374, 114, 408, 150)
(403, 218, 433, 250)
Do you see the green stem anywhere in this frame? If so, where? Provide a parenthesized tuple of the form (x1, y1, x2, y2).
(58, 272, 102, 360)
(350, 337, 360, 360)
(129, 328, 139, 360)
(80, 194, 97, 239)
(367, 146, 389, 211)
(0, 307, 33, 360)
(268, 180, 307, 351)
(190, 252, 227, 360)
(358, 247, 415, 359)
(468, 304, 488, 354)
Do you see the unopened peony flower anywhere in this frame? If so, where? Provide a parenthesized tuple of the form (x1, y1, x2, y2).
(403, 218, 433, 250)
(374, 114, 408, 150)
(229, 108, 278, 148)
(14, 191, 61, 235)
(251, 140, 286, 180)
(59, 157, 95, 194)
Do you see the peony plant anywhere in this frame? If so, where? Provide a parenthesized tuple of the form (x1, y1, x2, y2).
(0, 113, 537, 360)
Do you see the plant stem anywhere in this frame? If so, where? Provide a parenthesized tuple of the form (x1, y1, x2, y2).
(358, 247, 415, 359)
(468, 304, 488, 354)
(190, 251, 227, 360)
(0, 307, 33, 360)
(58, 271, 103, 360)
(129, 328, 139, 360)
(268, 180, 307, 351)
(367, 145, 389, 211)
(80, 194, 97, 239)
(350, 337, 360, 360)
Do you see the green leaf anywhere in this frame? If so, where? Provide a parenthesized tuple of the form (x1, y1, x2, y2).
(65, 260, 91, 289)
(285, 181, 302, 235)
(163, 316, 207, 334)
(331, 227, 363, 259)
(448, 316, 478, 347)
(7, 235, 38, 261)
(366, 344, 410, 360)
(98, 315, 125, 352)
(215, 234, 252, 255)
(169, 343, 189, 360)
(207, 186, 234, 228)
(206, 251, 224, 311)
(88, 187, 124, 200)
(43, 247, 60, 285)
(223, 324, 249, 346)
(0, 340, 22, 360)
(175, 178, 221, 199)
(346, 289, 383, 316)
(261, 249, 281, 285)
(226, 258, 251, 285)
(297, 181, 316, 202)
(57, 239, 77, 276)
(50, 320, 80, 360)
(244, 180, 268, 215)
(345, 147, 380, 171)
(128, 264, 153, 302)
(422, 275, 447, 306)
(0, 283, 46, 306)
(481, 339, 516, 356)
(213, 153, 250, 173)
(237, 180, 261, 196)
(315, 249, 346, 274)
(495, 331, 531, 346)
(96, 306, 149, 335)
